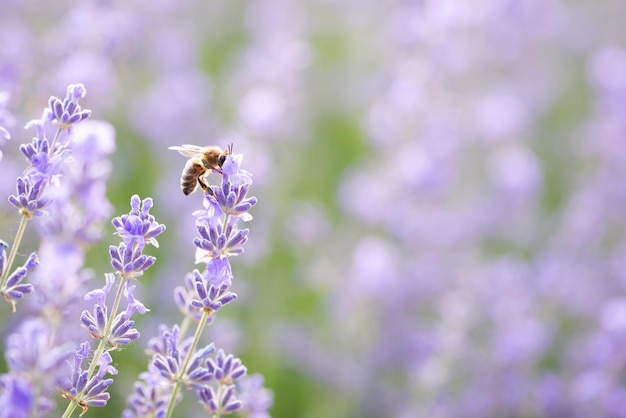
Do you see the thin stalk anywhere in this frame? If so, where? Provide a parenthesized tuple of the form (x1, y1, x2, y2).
(0, 215, 29, 290)
(213, 382, 224, 418)
(164, 308, 211, 418)
(222, 213, 230, 233)
(61, 275, 129, 418)
(48, 128, 63, 155)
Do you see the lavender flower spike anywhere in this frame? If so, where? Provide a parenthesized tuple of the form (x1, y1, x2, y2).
(45, 83, 92, 132)
(8, 176, 52, 219)
(0, 240, 37, 310)
(190, 263, 237, 313)
(112, 195, 166, 249)
(193, 149, 257, 264)
(109, 195, 166, 278)
(125, 144, 270, 418)
(67, 195, 162, 417)
(61, 343, 118, 415)
(1, 252, 38, 309)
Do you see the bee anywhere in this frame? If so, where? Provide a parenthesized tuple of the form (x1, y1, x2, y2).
(168, 144, 232, 195)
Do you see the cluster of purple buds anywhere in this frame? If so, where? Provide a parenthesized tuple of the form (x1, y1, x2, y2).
(209, 153, 257, 216)
(124, 146, 271, 417)
(9, 84, 91, 219)
(197, 349, 248, 414)
(189, 264, 237, 313)
(8, 176, 52, 219)
(0, 243, 37, 310)
(123, 325, 213, 417)
(44, 83, 92, 133)
(193, 151, 256, 263)
(60, 342, 117, 415)
(149, 326, 216, 389)
(110, 195, 166, 278)
(2, 84, 93, 310)
(63, 194, 164, 415)
(187, 151, 257, 318)
(80, 273, 148, 346)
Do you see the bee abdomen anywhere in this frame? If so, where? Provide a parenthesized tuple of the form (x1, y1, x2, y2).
(181, 162, 205, 195)
(181, 177, 198, 195)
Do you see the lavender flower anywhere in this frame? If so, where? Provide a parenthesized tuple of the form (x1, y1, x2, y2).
(60, 343, 117, 415)
(210, 153, 257, 216)
(150, 327, 215, 389)
(0, 83, 119, 418)
(193, 152, 256, 264)
(190, 265, 237, 312)
(44, 83, 92, 134)
(19, 119, 67, 188)
(80, 274, 147, 346)
(7, 176, 52, 218)
(62, 195, 164, 416)
(124, 147, 271, 418)
(34, 120, 116, 243)
(123, 374, 172, 418)
(197, 384, 243, 415)
(1, 83, 92, 310)
(4, 1, 626, 416)
(109, 195, 166, 278)
(0, 250, 37, 309)
(207, 349, 247, 384)
(112, 195, 166, 249)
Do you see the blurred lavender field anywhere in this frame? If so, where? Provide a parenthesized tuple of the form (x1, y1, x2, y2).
(2, 0, 626, 417)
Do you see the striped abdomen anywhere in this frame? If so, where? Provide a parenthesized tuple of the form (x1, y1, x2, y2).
(181, 159, 206, 195)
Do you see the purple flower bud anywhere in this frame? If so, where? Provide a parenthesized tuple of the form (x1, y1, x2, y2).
(227, 230, 248, 248)
(68, 84, 87, 102)
(49, 97, 63, 119)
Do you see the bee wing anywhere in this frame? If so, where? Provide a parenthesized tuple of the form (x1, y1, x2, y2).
(168, 144, 206, 157)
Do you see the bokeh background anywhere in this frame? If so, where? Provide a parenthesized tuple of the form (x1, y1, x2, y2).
(2, 0, 626, 417)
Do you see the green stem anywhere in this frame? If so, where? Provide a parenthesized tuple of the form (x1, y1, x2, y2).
(48, 128, 63, 155)
(222, 213, 230, 233)
(0, 215, 29, 290)
(61, 274, 129, 418)
(164, 308, 211, 418)
(213, 382, 224, 418)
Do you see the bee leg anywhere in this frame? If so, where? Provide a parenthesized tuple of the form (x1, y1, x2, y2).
(198, 177, 214, 196)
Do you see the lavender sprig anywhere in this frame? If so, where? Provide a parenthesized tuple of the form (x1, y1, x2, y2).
(44, 83, 92, 150)
(0, 84, 91, 310)
(0, 248, 37, 308)
(124, 148, 272, 418)
(0, 87, 116, 415)
(61, 195, 165, 417)
(60, 343, 117, 416)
